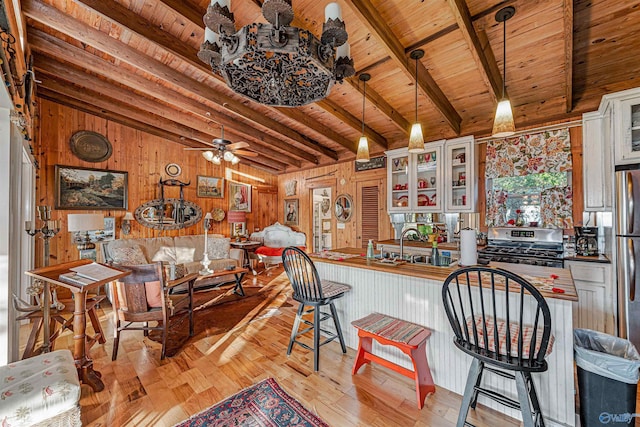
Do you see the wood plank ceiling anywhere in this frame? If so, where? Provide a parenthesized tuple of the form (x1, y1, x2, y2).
(17, 0, 640, 174)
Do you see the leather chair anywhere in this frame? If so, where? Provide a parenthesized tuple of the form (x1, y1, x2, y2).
(442, 266, 553, 427)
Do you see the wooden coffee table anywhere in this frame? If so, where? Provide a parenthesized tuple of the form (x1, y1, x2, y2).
(195, 267, 248, 297)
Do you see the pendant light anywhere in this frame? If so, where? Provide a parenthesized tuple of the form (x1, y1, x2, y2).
(356, 73, 371, 163)
(492, 6, 516, 137)
(408, 49, 425, 153)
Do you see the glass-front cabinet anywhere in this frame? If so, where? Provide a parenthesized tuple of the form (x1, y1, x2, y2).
(444, 136, 476, 213)
(616, 95, 640, 164)
(386, 142, 443, 213)
(387, 148, 411, 212)
(415, 141, 443, 212)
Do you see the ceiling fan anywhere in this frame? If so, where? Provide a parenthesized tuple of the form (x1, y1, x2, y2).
(185, 126, 258, 165)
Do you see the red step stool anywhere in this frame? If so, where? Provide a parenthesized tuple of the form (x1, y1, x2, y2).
(351, 312, 436, 409)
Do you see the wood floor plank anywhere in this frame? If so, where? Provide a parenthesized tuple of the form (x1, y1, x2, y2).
(20, 266, 523, 426)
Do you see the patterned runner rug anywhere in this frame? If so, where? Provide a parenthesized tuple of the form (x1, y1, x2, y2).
(174, 378, 329, 427)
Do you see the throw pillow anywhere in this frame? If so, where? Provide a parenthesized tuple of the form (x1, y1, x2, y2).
(111, 245, 148, 265)
(144, 281, 163, 308)
(207, 237, 230, 259)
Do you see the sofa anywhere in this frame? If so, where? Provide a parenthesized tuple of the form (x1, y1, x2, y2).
(250, 223, 306, 267)
(102, 234, 244, 290)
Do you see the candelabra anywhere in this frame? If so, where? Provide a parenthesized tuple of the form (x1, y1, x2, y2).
(24, 206, 62, 353)
(200, 212, 214, 275)
(25, 206, 61, 267)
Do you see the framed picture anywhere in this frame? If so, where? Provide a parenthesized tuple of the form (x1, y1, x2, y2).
(86, 217, 115, 242)
(55, 165, 128, 210)
(284, 199, 299, 226)
(230, 222, 246, 237)
(197, 175, 224, 198)
(229, 181, 252, 212)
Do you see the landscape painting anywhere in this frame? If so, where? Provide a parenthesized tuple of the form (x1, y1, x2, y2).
(197, 175, 224, 198)
(55, 165, 128, 210)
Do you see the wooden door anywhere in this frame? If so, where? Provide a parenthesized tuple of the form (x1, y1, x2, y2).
(356, 179, 384, 249)
(252, 186, 278, 233)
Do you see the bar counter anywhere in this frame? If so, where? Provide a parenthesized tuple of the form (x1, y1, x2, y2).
(310, 248, 576, 427)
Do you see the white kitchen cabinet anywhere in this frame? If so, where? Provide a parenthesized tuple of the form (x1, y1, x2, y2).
(598, 86, 640, 165)
(582, 110, 612, 211)
(386, 141, 444, 213)
(566, 261, 614, 334)
(444, 136, 476, 213)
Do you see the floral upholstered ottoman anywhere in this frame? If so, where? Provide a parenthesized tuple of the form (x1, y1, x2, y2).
(0, 350, 81, 427)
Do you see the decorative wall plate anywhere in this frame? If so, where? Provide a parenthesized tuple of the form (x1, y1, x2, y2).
(212, 208, 225, 222)
(69, 131, 113, 162)
(165, 163, 182, 177)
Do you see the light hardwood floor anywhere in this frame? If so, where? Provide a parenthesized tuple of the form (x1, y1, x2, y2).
(22, 268, 524, 426)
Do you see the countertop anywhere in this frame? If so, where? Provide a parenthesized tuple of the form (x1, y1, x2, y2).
(564, 254, 610, 263)
(310, 247, 577, 302)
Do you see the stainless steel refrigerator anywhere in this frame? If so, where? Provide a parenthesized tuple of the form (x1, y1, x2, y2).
(616, 165, 640, 348)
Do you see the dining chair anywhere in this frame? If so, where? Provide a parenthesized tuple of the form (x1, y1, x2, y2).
(442, 266, 553, 427)
(111, 262, 193, 360)
(281, 246, 351, 371)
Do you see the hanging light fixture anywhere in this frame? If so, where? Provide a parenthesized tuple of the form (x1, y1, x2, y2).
(408, 49, 425, 153)
(492, 6, 516, 137)
(198, 0, 354, 107)
(356, 73, 371, 163)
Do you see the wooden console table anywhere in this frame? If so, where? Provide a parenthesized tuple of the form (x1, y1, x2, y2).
(25, 260, 130, 392)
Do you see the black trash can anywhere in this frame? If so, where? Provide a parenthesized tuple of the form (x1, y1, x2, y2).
(574, 329, 640, 427)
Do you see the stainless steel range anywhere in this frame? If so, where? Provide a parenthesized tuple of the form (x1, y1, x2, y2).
(478, 227, 564, 268)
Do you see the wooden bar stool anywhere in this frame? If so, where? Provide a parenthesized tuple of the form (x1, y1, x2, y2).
(351, 313, 436, 409)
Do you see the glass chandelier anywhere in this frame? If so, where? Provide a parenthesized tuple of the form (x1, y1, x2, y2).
(198, 0, 355, 107)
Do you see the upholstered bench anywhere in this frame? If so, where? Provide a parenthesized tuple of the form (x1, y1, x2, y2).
(0, 349, 81, 426)
(250, 223, 306, 269)
(351, 313, 436, 409)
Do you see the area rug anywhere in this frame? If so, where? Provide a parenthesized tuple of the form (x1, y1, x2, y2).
(150, 272, 292, 357)
(174, 377, 329, 427)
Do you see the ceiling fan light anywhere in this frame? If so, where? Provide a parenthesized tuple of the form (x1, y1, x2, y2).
(356, 136, 370, 163)
(202, 150, 215, 161)
(212, 155, 221, 165)
(408, 123, 425, 153)
(492, 98, 516, 137)
(231, 155, 240, 165)
(223, 150, 234, 162)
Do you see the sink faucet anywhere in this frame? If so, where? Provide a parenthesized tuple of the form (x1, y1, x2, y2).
(399, 227, 426, 260)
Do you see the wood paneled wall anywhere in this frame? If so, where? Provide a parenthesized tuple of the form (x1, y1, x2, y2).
(277, 163, 394, 250)
(34, 98, 277, 267)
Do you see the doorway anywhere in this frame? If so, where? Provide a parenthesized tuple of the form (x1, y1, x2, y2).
(312, 188, 332, 252)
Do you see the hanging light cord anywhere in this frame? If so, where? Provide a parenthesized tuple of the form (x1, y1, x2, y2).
(414, 56, 419, 122)
(361, 78, 366, 136)
(502, 17, 507, 100)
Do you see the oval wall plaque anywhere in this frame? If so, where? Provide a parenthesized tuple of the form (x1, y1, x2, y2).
(134, 198, 203, 230)
(69, 131, 113, 162)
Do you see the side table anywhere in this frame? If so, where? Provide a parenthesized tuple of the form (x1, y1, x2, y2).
(230, 241, 262, 275)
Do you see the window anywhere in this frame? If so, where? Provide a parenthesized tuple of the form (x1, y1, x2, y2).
(489, 172, 569, 225)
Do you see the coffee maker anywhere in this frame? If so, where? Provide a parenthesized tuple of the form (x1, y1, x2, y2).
(575, 227, 598, 256)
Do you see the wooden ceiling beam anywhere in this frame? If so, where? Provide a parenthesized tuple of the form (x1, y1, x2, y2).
(27, 28, 319, 165)
(564, 0, 574, 113)
(74, 0, 365, 154)
(315, 98, 387, 149)
(157, 0, 203, 27)
(37, 82, 287, 172)
(447, 0, 502, 104)
(349, 74, 411, 134)
(346, 0, 462, 134)
(23, 0, 339, 161)
(34, 57, 300, 168)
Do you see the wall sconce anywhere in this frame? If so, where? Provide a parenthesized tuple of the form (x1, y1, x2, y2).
(122, 212, 134, 235)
